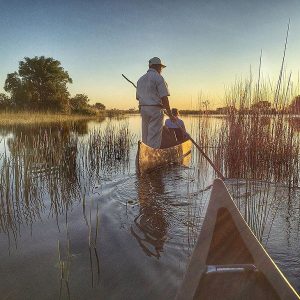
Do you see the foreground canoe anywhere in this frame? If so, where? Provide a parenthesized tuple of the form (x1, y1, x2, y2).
(136, 139, 192, 174)
(176, 179, 300, 300)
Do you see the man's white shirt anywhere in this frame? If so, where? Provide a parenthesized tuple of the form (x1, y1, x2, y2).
(136, 69, 170, 106)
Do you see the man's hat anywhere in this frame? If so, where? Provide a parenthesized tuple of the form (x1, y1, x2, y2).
(149, 57, 166, 68)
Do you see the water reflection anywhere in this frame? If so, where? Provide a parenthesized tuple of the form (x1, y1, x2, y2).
(228, 179, 300, 246)
(58, 236, 71, 300)
(0, 119, 132, 249)
(0, 120, 91, 137)
(131, 171, 168, 258)
(0, 123, 82, 245)
(0, 115, 299, 297)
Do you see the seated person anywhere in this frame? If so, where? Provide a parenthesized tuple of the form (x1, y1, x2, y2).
(165, 108, 187, 143)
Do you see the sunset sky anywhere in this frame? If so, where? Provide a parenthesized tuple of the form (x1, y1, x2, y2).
(0, 0, 300, 109)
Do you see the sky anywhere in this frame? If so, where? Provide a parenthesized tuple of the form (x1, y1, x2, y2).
(0, 0, 300, 109)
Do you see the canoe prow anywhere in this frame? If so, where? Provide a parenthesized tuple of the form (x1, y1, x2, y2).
(176, 179, 300, 300)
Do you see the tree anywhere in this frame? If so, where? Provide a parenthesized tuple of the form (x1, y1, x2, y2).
(289, 96, 300, 114)
(4, 72, 31, 108)
(250, 101, 271, 111)
(216, 106, 237, 115)
(94, 102, 106, 110)
(4, 56, 72, 111)
(202, 100, 210, 111)
(0, 93, 12, 110)
(70, 94, 90, 113)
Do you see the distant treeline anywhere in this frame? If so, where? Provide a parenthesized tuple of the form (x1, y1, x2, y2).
(0, 56, 106, 115)
(180, 99, 300, 115)
(118, 99, 300, 115)
(103, 99, 300, 116)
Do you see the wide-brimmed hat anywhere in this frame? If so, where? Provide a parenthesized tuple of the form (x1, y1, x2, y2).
(149, 57, 166, 68)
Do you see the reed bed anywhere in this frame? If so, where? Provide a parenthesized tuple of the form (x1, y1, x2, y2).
(0, 112, 98, 125)
(197, 23, 299, 187)
(86, 122, 133, 175)
(198, 110, 299, 240)
(214, 78, 298, 244)
(0, 121, 135, 242)
(195, 35, 300, 240)
(196, 76, 300, 188)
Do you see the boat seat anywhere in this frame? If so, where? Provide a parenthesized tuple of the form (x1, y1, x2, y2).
(206, 264, 258, 274)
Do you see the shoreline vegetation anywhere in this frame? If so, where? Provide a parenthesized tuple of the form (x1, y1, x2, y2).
(1, 52, 299, 124)
(0, 109, 136, 125)
(0, 109, 143, 125)
(0, 111, 102, 125)
(0, 107, 299, 125)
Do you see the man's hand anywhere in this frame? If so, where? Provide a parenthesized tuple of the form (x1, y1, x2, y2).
(161, 96, 177, 123)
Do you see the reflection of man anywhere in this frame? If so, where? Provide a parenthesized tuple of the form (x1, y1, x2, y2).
(136, 57, 176, 148)
(131, 172, 168, 258)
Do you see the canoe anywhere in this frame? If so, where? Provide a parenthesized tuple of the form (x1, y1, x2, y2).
(136, 139, 192, 174)
(176, 179, 300, 300)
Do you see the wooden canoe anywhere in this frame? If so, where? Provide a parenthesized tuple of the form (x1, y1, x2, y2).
(136, 139, 192, 174)
(176, 179, 300, 300)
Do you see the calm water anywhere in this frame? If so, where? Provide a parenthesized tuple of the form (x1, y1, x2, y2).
(0, 115, 299, 299)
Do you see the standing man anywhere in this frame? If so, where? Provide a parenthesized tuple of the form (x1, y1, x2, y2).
(136, 57, 176, 148)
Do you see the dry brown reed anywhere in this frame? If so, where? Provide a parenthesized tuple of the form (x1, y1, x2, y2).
(219, 76, 299, 187)
(194, 73, 300, 240)
(195, 67, 299, 187)
(217, 21, 299, 186)
(194, 23, 299, 242)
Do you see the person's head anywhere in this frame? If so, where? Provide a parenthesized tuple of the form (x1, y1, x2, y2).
(149, 57, 166, 74)
(171, 108, 179, 117)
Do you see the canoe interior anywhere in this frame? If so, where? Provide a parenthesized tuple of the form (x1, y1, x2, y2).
(194, 207, 279, 300)
(206, 208, 254, 265)
(137, 139, 192, 174)
(195, 271, 279, 300)
(175, 179, 300, 300)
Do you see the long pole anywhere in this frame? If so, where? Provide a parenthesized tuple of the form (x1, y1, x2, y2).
(122, 74, 225, 180)
(122, 74, 137, 88)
